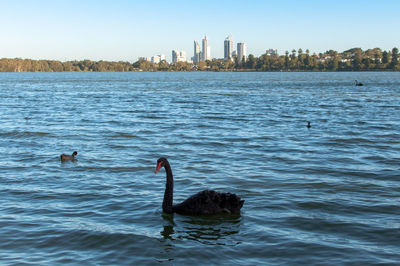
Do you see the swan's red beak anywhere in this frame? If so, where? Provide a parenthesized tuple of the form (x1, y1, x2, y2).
(155, 162, 162, 174)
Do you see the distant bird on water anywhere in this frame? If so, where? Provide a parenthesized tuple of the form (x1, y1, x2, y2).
(60, 151, 78, 162)
(355, 80, 364, 86)
(307, 121, 311, 128)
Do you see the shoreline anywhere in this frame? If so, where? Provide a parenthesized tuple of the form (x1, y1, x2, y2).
(2, 46, 399, 73)
(1, 70, 399, 73)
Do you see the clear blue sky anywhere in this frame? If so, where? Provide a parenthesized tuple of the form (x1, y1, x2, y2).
(1, 0, 399, 62)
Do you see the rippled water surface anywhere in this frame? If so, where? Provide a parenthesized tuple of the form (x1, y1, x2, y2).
(0, 72, 399, 265)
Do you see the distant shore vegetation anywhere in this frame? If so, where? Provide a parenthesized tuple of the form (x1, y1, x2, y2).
(1, 47, 399, 72)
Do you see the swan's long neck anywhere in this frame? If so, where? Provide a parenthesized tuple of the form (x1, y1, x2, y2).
(162, 162, 174, 213)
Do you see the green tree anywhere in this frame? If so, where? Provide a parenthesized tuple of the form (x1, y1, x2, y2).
(390, 47, 398, 69)
(284, 51, 289, 70)
(197, 61, 207, 71)
(303, 49, 310, 70)
(48, 60, 63, 72)
(328, 57, 339, 71)
(374, 51, 382, 69)
(158, 60, 169, 71)
(224, 59, 235, 71)
(382, 51, 389, 64)
(289, 49, 297, 70)
(246, 54, 256, 69)
(352, 49, 363, 71)
(362, 58, 372, 70)
(297, 48, 304, 69)
(327, 50, 338, 71)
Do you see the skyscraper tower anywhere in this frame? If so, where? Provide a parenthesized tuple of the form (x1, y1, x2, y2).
(202, 35, 210, 61)
(172, 50, 179, 63)
(193, 41, 201, 63)
(172, 50, 186, 63)
(237, 42, 247, 62)
(224, 35, 234, 60)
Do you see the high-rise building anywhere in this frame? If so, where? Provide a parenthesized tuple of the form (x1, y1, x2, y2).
(150, 54, 166, 64)
(145, 54, 166, 64)
(224, 35, 234, 60)
(202, 35, 211, 61)
(193, 41, 201, 63)
(265, 49, 278, 56)
(237, 42, 247, 62)
(172, 50, 186, 63)
(179, 51, 186, 62)
(151, 55, 160, 64)
(172, 50, 179, 63)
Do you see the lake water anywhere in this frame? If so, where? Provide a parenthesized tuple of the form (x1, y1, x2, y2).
(0, 72, 399, 265)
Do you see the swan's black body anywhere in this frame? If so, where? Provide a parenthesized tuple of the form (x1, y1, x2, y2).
(355, 80, 364, 86)
(307, 121, 311, 128)
(155, 157, 244, 215)
(61, 151, 77, 162)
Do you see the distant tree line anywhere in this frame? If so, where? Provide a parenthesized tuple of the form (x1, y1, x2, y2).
(1, 47, 399, 72)
(0, 59, 135, 72)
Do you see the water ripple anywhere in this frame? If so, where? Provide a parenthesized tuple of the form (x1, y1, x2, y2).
(1, 72, 400, 264)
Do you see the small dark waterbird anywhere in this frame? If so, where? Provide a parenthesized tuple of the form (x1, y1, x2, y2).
(307, 121, 311, 128)
(154, 157, 244, 215)
(355, 80, 364, 86)
(60, 151, 78, 162)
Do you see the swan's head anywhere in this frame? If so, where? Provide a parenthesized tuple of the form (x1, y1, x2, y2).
(72, 151, 78, 156)
(155, 157, 168, 173)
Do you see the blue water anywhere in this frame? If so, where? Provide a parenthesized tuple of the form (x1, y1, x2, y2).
(0, 72, 399, 265)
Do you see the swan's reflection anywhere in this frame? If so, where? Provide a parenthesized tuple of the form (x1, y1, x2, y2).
(161, 213, 175, 240)
(161, 212, 242, 245)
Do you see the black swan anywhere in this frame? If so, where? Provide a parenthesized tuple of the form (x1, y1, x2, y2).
(154, 157, 244, 215)
(307, 121, 311, 128)
(355, 80, 364, 86)
(60, 151, 78, 162)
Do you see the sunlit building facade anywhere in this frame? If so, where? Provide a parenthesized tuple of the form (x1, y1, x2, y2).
(224, 35, 234, 60)
(193, 41, 201, 63)
(202, 36, 211, 61)
(237, 42, 247, 62)
(172, 50, 186, 63)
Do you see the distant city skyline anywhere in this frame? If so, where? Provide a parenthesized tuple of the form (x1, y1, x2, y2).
(0, 0, 399, 62)
(145, 34, 244, 64)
